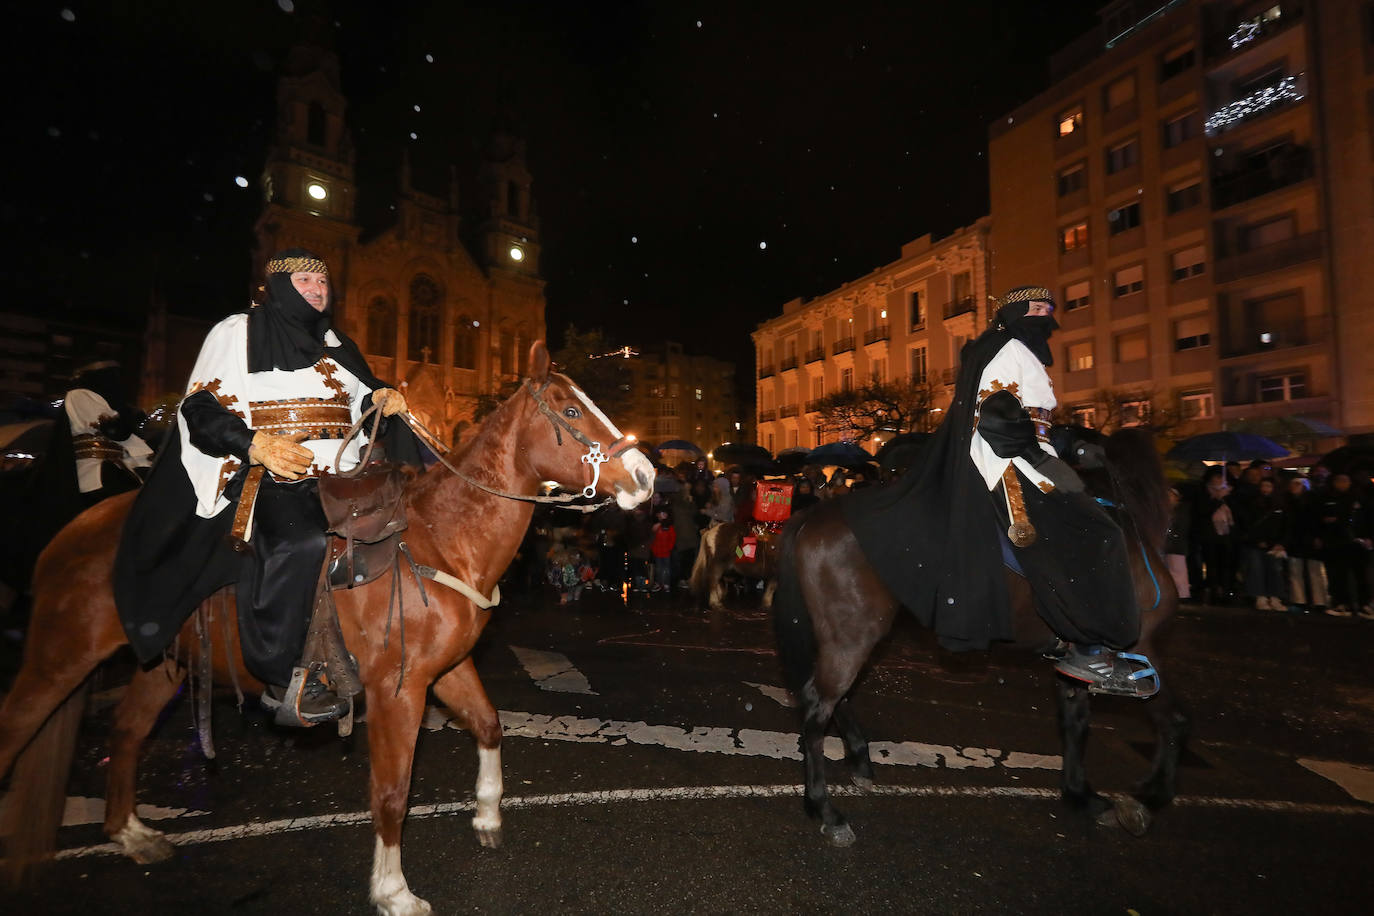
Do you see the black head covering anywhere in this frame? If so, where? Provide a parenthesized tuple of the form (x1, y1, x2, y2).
(993, 286, 1058, 367)
(247, 248, 335, 373)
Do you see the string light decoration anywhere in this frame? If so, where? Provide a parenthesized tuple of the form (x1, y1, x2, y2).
(1204, 74, 1304, 136)
(1228, 6, 1281, 50)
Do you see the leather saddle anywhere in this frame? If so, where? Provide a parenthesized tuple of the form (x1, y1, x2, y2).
(318, 463, 409, 589)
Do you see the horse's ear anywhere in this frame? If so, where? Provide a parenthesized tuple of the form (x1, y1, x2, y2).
(529, 340, 550, 382)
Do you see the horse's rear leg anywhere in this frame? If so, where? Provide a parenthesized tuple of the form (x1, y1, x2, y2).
(431, 658, 502, 849)
(1135, 684, 1190, 811)
(1055, 679, 1112, 821)
(798, 696, 855, 847)
(831, 697, 874, 789)
(103, 658, 186, 864)
(366, 681, 430, 916)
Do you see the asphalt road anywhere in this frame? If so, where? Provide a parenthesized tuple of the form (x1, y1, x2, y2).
(3, 584, 1373, 915)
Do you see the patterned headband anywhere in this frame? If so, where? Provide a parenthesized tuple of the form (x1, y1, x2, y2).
(265, 257, 329, 276)
(1000, 286, 1053, 306)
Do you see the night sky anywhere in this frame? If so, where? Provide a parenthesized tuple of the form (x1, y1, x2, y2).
(5, 1, 1105, 376)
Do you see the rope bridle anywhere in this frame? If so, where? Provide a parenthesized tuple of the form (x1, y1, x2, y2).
(333, 376, 639, 512)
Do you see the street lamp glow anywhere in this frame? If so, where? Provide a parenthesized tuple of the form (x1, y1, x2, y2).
(508, 245, 525, 262)
(307, 182, 328, 201)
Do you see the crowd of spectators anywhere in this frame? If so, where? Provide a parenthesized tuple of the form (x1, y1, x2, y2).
(1170, 460, 1374, 618)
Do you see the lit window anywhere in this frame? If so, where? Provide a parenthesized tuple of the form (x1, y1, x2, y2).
(910, 346, 928, 385)
(1057, 105, 1083, 137)
(307, 182, 328, 201)
(1181, 390, 1214, 419)
(1072, 405, 1097, 427)
(1120, 400, 1150, 427)
(1060, 221, 1090, 253)
(1067, 340, 1095, 371)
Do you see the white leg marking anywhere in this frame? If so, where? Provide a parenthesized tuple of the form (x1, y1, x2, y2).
(111, 813, 175, 864)
(370, 836, 431, 916)
(472, 745, 504, 846)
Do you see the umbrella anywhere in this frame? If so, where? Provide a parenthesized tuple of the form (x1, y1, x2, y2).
(807, 441, 875, 468)
(712, 442, 774, 470)
(774, 447, 812, 474)
(1166, 432, 1290, 462)
(1227, 416, 1343, 440)
(653, 474, 684, 494)
(1316, 445, 1374, 477)
(874, 432, 933, 474)
(654, 438, 702, 455)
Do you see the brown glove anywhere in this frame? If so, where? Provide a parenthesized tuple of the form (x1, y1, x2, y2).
(248, 431, 313, 480)
(372, 388, 407, 417)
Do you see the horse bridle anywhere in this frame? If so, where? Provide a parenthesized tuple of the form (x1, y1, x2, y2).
(523, 377, 638, 498)
(337, 376, 637, 511)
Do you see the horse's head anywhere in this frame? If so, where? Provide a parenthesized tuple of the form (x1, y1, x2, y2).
(519, 341, 655, 510)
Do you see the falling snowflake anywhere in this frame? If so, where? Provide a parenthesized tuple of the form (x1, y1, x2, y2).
(409, 132, 418, 140)
(60, 8, 75, 21)
(631, 236, 638, 243)
(413, 104, 421, 112)
(759, 241, 767, 250)
(424, 53, 434, 63)
(234, 176, 249, 188)
(277, 0, 294, 12)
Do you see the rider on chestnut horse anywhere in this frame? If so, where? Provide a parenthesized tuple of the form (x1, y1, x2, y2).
(843, 286, 1159, 698)
(113, 248, 423, 725)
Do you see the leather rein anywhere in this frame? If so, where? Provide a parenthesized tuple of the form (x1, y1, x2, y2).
(333, 377, 637, 512)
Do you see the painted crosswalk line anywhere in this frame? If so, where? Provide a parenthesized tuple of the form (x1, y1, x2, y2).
(509, 645, 598, 695)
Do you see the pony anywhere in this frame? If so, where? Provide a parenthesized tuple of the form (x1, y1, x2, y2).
(690, 521, 780, 610)
(0, 341, 655, 915)
(773, 427, 1189, 845)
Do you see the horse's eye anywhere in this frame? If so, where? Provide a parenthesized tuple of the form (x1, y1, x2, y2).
(563, 406, 581, 419)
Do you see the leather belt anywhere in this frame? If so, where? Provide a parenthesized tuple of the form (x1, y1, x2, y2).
(73, 433, 124, 461)
(1027, 406, 1052, 444)
(250, 398, 352, 441)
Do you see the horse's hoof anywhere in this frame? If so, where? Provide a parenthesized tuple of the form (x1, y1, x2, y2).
(474, 825, 503, 849)
(821, 822, 856, 847)
(850, 774, 874, 790)
(112, 818, 175, 864)
(373, 891, 433, 916)
(1113, 797, 1151, 837)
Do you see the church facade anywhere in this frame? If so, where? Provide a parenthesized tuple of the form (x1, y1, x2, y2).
(252, 43, 546, 447)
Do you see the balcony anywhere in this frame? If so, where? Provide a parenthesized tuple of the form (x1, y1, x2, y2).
(779, 404, 799, 419)
(863, 324, 891, 346)
(943, 297, 976, 320)
(1211, 145, 1312, 210)
(1206, 2, 1304, 63)
(1214, 231, 1323, 284)
(805, 346, 825, 364)
(805, 398, 823, 414)
(780, 355, 799, 372)
(940, 367, 959, 386)
(757, 364, 776, 380)
(758, 408, 776, 423)
(1219, 314, 1329, 359)
(1203, 72, 1307, 138)
(832, 336, 856, 355)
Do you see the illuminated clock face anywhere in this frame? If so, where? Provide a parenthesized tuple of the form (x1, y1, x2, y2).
(307, 182, 328, 201)
(508, 245, 525, 262)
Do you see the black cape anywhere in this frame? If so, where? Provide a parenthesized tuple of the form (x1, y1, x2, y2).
(842, 331, 1139, 651)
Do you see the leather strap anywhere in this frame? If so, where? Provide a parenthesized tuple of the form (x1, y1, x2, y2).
(231, 465, 266, 545)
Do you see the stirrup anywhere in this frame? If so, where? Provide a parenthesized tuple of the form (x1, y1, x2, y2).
(1055, 648, 1161, 699)
(261, 665, 350, 727)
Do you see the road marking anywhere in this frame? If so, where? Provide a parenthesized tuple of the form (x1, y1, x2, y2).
(54, 783, 1374, 860)
(1298, 758, 1374, 803)
(61, 797, 208, 827)
(745, 682, 795, 707)
(496, 709, 1057, 770)
(509, 646, 597, 695)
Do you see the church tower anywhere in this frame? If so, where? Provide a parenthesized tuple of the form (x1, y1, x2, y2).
(476, 130, 541, 279)
(253, 40, 361, 304)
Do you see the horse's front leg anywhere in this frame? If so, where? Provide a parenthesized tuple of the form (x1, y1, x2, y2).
(1055, 678, 1111, 820)
(105, 658, 186, 863)
(431, 657, 503, 848)
(366, 680, 431, 916)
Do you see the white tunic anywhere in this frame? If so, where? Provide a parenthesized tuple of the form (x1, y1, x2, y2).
(970, 338, 1058, 493)
(178, 313, 375, 519)
(64, 388, 153, 493)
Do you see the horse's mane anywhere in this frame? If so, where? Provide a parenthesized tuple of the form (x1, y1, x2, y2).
(1104, 427, 1170, 552)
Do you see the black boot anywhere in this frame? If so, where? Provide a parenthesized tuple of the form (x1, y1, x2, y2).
(261, 663, 350, 727)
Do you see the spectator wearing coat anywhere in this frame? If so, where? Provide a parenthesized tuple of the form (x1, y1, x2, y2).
(1234, 477, 1288, 610)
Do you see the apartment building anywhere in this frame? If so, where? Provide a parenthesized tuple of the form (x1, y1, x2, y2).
(611, 342, 741, 454)
(751, 220, 991, 453)
(988, 0, 1374, 433)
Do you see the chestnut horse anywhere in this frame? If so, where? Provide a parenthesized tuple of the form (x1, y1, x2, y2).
(773, 428, 1189, 845)
(0, 341, 655, 914)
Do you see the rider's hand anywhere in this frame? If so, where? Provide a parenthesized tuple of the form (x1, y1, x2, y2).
(248, 431, 313, 480)
(372, 388, 407, 417)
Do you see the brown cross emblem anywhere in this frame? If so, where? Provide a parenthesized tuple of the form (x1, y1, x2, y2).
(187, 378, 245, 419)
(314, 359, 349, 402)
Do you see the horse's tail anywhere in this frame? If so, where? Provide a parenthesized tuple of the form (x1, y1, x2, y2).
(0, 677, 89, 887)
(689, 524, 719, 597)
(1106, 428, 1170, 552)
(772, 515, 818, 702)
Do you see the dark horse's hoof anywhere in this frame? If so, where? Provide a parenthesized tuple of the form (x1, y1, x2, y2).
(1095, 796, 1151, 836)
(821, 822, 856, 847)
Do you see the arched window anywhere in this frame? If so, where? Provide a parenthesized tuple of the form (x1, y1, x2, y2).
(407, 275, 441, 363)
(307, 101, 326, 147)
(366, 296, 396, 358)
(453, 314, 479, 369)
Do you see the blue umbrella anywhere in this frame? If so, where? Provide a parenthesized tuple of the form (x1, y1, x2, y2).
(1166, 432, 1290, 462)
(807, 441, 875, 467)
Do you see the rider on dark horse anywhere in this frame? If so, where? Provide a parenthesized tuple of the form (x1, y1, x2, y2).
(114, 249, 423, 725)
(845, 286, 1158, 698)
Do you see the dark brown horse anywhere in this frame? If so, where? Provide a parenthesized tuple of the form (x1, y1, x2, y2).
(0, 341, 655, 913)
(773, 427, 1188, 845)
